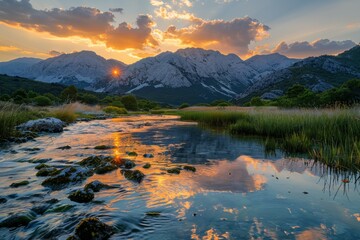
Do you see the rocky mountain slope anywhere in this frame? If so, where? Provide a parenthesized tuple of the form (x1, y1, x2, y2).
(236, 45, 360, 103)
(0, 57, 42, 76)
(106, 48, 298, 104)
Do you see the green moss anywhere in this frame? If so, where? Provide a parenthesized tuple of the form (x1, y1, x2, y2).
(122, 170, 145, 183)
(94, 145, 114, 150)
(143, 163, 151, 169)
(167, 168, 181, 174)
(127, 151, 138, 157)
(10, 180, 30, 188)
(36, 167, 60, 177)
(35, 163, 50, 170)
(146, 211, 161, 216)
(183, 165, 196, 172)
(68, 190, 94, 203)
(95, 163, 118, 174)
(45, 204, 74, 213)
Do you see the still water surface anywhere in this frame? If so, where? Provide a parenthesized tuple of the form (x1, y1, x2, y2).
(0, 115, 359, 239)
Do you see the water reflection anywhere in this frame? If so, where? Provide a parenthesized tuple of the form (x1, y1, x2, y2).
(0, 115, 359, 239)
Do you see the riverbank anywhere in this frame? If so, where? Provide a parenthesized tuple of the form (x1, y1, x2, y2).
(179, 107, 360, 170)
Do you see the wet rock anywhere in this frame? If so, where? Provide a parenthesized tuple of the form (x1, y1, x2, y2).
(79, 155, 113, 168)
(30, 158, 52, 163)
(70, 217, 114, 240)
(0, 211, 36, 228)
(31, 204, 51, 215)
(167, 167, 181, 174)
(23, 147, 41, 152)
(127, 151, 138, 157)
(143, 153, 154, 158)
(45, 198, 59, 204)
(94, 145, 115, 150)
(36, 167, 60, 177)
(16, 117, 66, 133)
(68, 189, 94, 203)
(10, 180, 30, 188)
(115, 159, 135, 169)
(143, 163, 151, 169)
(146, 211, 161, 217)
(42, 166, 93, 190)
(84, 181, 114, 192)
(122, 170, 145, 183)
(303, 191, 309, 194)
(35, 163, 50, 170)
(57, 145, 72, 150)
(0, 197, 7, 204)
(183, 165, 196, 172)
(95, 163, 118, 174)
(45, 204, 74, 213)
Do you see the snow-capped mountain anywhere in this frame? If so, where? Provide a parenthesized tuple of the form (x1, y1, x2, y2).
(106, 48, 297, 104)
(0, 48, 298, 104)
(0, 57, 42, 76)
(23, 51, 126, 89)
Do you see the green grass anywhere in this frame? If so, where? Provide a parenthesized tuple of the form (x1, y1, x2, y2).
(103, 106, 128, 115)
(179, 108, 360, 170)
(0, 102, 46, 139)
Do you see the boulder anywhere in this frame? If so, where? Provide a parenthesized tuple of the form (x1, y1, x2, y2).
(0, 211, 36, 228)
(84, 181, 114, 192)
(68, 189, 94, 203)
(17, 117, 66, 133)
(70, 217, 114, 240)
(122, 170, 145, 183)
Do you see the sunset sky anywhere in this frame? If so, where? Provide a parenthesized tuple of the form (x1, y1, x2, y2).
(0, 0, 359, 63)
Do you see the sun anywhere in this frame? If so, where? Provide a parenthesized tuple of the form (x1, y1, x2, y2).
(112, 68, 121, 77)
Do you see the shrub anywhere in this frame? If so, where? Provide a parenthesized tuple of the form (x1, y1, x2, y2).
(121, 95, 138, 111)
(103, 106, 128, 115)
(179, 103, 190, 109)
(33, 96, 52, 106)
(50, 105, 77, 123)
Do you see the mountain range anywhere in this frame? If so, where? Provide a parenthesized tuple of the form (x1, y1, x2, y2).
(0, 45, 359, 104)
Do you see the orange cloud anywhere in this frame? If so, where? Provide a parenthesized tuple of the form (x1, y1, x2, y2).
(164, 17, 270, 55)
(0, 0, 158, 51)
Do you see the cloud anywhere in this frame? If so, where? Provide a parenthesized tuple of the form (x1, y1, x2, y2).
(109, 8, 124, 14)
(105, 15, 159, 50)
(273, 39, 357, 58)
(164, 17, 270, 55)
(0, 0, 157, 51)
(150, 0, 164, 6)
(154, 6, 202, 23)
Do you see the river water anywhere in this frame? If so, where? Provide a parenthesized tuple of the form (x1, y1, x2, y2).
(0, 115, 359, 239)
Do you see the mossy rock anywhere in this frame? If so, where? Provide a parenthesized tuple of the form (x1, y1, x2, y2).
(0, 211, 36, 228)
(36, 167, 60, 177)
(42, 167, 93, 190)
(57, 145, 72, 150)
(79, 155, 113, 168)
(146, 211, 161, 217)
(35, 163, 50, 170)
(95, 163, 118, 174)
(114, 159, 135, 169)
(71, 217, 114, 240)
(183, 165, 196, 172)
(68, 189, 94, 203)
(84, 180, 114, 192)
(94, 145, 115, 150)
(10, 180, 30, 188)
(167, 168, 181, 174)
(143, 154, 154, 158)
(143, 163, 151, 169)
(45, 204, 74, 213)
(122, 170, 145, 183)
(127, 151, 138, 157)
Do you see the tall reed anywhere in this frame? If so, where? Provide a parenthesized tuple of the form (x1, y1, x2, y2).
(180, 108, 360, 170)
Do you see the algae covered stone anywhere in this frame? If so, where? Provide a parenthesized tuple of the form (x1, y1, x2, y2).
(68, 189, 94, 203)
(183, 165, 196, 172)
(122, 170, 145, 183)
(0, 211, 36, 228)
(70, 217, 114, 240)
(84, 180, 114, 192)
(143, 163, 151, 169)
(10, 180, 30, 188)
(167, 167, 181, 174)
